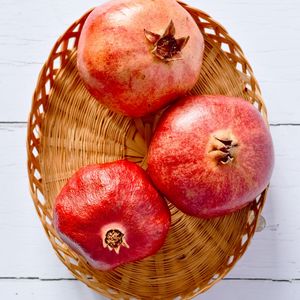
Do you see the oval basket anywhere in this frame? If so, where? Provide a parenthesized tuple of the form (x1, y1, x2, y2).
(27, 2, 269, 299)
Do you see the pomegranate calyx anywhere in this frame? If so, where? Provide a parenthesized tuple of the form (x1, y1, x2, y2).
(208, 131, 239, 165)
(144, 20, 190, 62)
(103, 229, 129, 254)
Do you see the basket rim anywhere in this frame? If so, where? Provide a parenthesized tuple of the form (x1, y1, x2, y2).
(26, 2, 268, 299)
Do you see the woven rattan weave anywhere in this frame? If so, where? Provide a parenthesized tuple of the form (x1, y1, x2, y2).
(27, 2, 268, 299)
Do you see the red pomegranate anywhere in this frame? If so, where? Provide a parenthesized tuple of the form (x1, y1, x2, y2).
(53, 160, 171, 270)
(147, 95, 274, 218)
(77, 0, 204, 117)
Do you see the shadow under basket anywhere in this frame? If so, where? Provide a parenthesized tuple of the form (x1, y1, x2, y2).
(27, 2, 269, 299)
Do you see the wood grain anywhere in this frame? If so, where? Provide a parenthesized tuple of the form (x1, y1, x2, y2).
(1, 0, 299, 298)
(1, 124, 299, 280)
(0, 0, 299, 123)
(1, 279, 300, 300)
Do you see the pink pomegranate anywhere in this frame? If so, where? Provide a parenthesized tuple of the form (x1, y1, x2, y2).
(53, 160, 171, 270)
(77, 0, 204, 117)
(147, 95, 274, 218)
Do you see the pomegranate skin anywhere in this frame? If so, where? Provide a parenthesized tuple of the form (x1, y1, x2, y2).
(77, 0, 204, 117)
(147, 95, 274, 218)
(53, 160, 171, 270)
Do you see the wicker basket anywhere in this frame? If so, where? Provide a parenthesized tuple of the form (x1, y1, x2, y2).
(27, 2, 268, 299)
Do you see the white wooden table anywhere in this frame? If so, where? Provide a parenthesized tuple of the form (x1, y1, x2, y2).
(1, 0, 299, 299)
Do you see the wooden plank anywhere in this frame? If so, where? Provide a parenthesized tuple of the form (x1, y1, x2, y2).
(0, 124, 71, 278)
(0, 124, 299, 279)
(0, 279, 105, 300)
(0, 0, 299, 123)
(1, 279, 300, 300)
(0, 0, 101, 122)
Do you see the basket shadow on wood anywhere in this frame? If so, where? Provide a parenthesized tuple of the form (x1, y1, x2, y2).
(27, 3, 268, 300)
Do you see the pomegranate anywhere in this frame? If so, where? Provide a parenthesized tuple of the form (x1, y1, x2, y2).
(53, 160, 171, 270)
(147, 95, 274, 218)
(77, 0, 204, 117)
